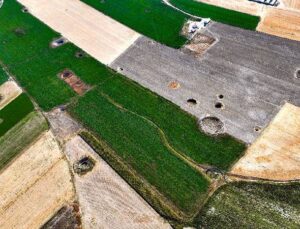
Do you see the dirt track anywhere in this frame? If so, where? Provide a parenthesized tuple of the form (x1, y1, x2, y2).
(231, 103, 300, 181)
(0, 131, 75, 228)
(65, 136, 171, 229)
(0, 81, 22, 110)
(17, 0, 140, 65)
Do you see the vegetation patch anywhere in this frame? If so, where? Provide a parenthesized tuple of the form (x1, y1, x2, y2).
(0, 111, 48, 171)
(197, 182, 300, 228)
(0, 67, 9, 85)
(0, 93, 34, 137)
(170, 0, 260, 30)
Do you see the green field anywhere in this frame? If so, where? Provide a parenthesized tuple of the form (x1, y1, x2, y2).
(0, 0, 246, 222)
(197, 182, 300, 228)
(170, 0, 260, 30)
(0, 67, 9, 85)
(81, 0, 259, 48)
(0, 93, 34, 136)
(0, 111, 48, 171)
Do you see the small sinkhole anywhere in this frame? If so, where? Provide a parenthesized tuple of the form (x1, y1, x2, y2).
(215, 102, 224, 109)
(73, 156, 95, 175)
(187, 98, 197, 105)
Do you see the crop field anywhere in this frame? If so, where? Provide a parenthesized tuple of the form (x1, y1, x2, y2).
(0, 93, 34, 136)
(1, 0, 245, 223)
(197, 182, 300, 228)
(170, 0, 260, 30)
(81, 0, 259, 48)
(0, 67, 9, 85)
(0, 112, 48, 171)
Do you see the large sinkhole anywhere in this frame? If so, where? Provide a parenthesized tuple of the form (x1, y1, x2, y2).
(199, 116, 224, 136)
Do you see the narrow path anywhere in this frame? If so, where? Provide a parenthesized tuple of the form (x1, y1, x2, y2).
(162, 0, 203, 20)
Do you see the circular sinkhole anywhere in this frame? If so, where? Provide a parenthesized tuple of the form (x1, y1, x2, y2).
(199, 116, 224, 136)
(254, 126, 262, 132)
(75, 51, 86, 58)
(61, 70, 73, 79)
(73, 156, 95, 175)
(295, 69, 300, 79)
(218, 94, 224, 99)
(215, 102, 224, 109)
(187, 98, 197, 105)
(22, 7, 29, 13)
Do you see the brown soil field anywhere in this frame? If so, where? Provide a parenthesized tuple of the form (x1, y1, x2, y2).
(59, 70, 90, 95)
(65, 136, 171, 229)
(0, 81, 22, 110)
(0, 131, 75, 228)
(197, 0, 263, 16)
(231, 103, 300, 181)
(258, 7, 300, 42)
(17, 0, 140, 65)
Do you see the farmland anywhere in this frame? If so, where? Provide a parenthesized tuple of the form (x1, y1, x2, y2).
(170, 0, 260, 30)
(0, 93, 34, 136)
(0, 67, 9, 85)
(197, 182, 300, 228)
(0, 112, 48, 171)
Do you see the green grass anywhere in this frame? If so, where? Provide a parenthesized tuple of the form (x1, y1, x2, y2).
(0, 111, 48, 171)
(81, 0, 259, 48)
(0, 93, 34, 137)
(170, 0, 260, 30)
(0, 67, 9, 85)
(197, 182, 300, 228)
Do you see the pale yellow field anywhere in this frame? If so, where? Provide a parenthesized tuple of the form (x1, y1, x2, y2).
(0, 131, 75, 228)
(0, 81, 22, 110)
(65, 136, 171, 229)
(281, 0, 300, 11)
(17, 0, 141, 65)
(231, 103, 300, 181)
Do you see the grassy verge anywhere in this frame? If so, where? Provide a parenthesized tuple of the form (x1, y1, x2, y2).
(0, 67, 9, 85)
(170, 0, 260, 30)
(197, 182, 300, 228)
(0, 111, 48, 171)
(0, 93, 34, 136)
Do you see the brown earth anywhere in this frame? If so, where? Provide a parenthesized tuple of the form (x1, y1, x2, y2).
(231, 103, 300, 181)
(64, 136, 171, 229)
(0, 131, 75, 228)
(59, 70, 90, 95)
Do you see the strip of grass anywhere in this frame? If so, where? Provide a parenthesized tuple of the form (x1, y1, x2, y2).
(0, 93, 34, 137)
(0, 0, 114, 110)
(70, 88, 210, 215)
(0, 67, 9, 85)
(170, 0, 260, 30)
(97, 77, 246, 170)
(197, 182, 300, 228)
(0, 111, 48, 171)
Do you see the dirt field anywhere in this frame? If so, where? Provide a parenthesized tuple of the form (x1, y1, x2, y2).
(0, 81, 22, 110)
(59, 70, 90, 95)
(231, 103, 300, 181)
(65, 136, 171, 229)
(258, 8, 300, 42)
(0, 131, 75, 228)
(197, 0, 263, 16)
(17, 0, 140, 65)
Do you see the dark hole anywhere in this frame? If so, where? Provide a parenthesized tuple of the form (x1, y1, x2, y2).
(218, 94, 224, 99)
(22, 7, 28, 13)
(61, 70, 72, 78)
(73, 156, 95, 175)
(296, 70, 300, 79)
(215, 102, 223, 109)
(254, 126, 261, 132)
(187, 98, 197, 105)
(56, 39, 65, 45)
(75, 51, 85, 58)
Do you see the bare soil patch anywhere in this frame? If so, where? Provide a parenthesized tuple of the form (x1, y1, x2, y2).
(65, 136, 171, 229)
(59, 69, 90, 95)
(231, 103, 300, 180)
(0, 81, 22, 110)
(199, 116, 224, 136)
(184, 33, 216, 57)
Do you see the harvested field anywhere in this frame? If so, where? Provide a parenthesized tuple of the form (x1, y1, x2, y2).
(17, 0, 140, 65)
(0, 111, 48, 171)
(197, 182, 300, 228)
(196, 0, 263, 16)
(0, 93, 34, 137)
(258, 8, 300, 42)
(0, 81, 22, 110)
(65, 136, 171, 229)
(231, 103, 300, 181)
(0, 131, 75, 229)
(59, 69, 90, 95)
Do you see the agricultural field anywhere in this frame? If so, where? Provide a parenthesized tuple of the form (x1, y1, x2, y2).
(81, 0, 258, 48)
(0, 111, 48, 171)
(0, 67, 9, 85)
(197, 182, 300, 228)
(170, 0, 260, 30)
(0, 93, 34, 136)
